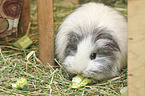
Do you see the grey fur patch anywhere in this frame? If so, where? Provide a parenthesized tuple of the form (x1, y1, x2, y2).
(89, 28, 120, 60)
(65, 27, 120, 62)
(96, 47, 116, 60)
(65, 32, 82, 56)
(93, 28, 120, 52)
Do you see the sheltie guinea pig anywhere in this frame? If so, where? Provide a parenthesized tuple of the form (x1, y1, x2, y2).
(55, 3, 127, 81)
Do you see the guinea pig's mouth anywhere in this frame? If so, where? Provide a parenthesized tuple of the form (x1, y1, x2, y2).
(68, 72, 94, 80)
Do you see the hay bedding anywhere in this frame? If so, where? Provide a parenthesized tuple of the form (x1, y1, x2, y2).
(0, 1, 127, 95)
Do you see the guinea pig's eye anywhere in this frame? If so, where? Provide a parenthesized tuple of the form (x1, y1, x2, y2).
(90, 53, 97, 60)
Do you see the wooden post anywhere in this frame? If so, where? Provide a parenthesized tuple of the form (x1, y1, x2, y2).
(37, 0, 54, 65)
(128, 0, 145, 95)
(19, 0, 30, 35)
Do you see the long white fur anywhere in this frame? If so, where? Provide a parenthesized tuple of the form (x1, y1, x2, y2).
(55, 3, 127, 80)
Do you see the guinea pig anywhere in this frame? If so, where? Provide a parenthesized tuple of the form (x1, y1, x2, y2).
(55, 3, 127, 81)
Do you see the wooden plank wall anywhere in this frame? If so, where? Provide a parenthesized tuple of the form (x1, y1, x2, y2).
(128, 0, 145, 95)
(37, 0, 54, 65)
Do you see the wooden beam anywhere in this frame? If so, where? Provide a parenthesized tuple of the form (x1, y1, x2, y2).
(128, 0, 145, 95)
(19, 0, 30, 35)
(37, 0, 54, 65)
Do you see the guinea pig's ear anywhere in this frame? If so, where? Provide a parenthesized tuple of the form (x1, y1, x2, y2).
(65, 32, 82, 56)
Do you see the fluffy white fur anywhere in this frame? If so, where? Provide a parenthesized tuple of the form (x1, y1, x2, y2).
(55, 3, 127, 80)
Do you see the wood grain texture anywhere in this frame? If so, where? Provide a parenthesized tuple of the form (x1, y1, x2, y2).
(18, 0, 30, 35)
(2, 0, 23, 18)
(0, 0, 23, 19)
(0, 17, 8, 33)
(0, 0, 23, 37)
(37, 0, 54, 65)
(128, 0, 145, 95)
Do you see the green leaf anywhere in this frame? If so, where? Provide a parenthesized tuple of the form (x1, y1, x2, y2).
(16, 78, 29, 90)
(71, 75, 91, 88)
